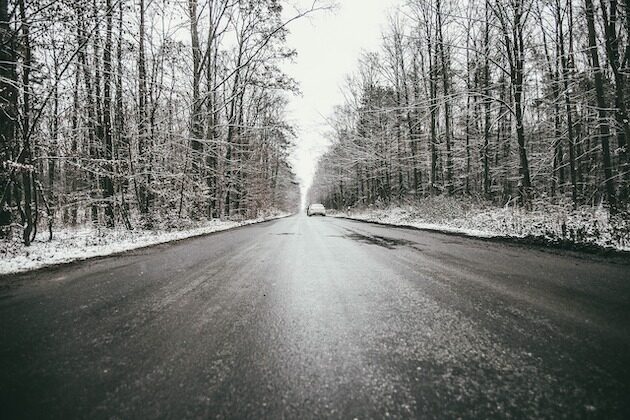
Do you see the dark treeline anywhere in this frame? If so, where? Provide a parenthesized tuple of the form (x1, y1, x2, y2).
(0, 0, 317, 245)
(309, 0, 630, 215)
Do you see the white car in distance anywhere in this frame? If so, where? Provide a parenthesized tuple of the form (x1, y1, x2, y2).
(307, 203, 326, 216)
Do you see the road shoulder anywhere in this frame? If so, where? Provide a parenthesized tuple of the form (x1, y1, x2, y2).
(0, 214, 292, 276)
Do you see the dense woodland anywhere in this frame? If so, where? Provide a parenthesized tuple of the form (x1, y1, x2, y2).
(0, 0, 310, 245)
(310, 0, 630, 217)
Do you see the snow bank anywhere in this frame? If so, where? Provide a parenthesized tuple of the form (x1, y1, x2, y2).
(0, 213, 290, 275)
(332, 197, 630, 252)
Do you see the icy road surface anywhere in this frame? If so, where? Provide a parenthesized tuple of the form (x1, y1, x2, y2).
(1, 215, 629, 418)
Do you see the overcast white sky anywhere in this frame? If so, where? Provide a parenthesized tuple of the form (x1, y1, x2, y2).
(282, 0, 402, 197)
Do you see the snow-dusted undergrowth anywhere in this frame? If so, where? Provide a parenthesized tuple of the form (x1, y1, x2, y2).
(333, 197, 630, 252)
(0, 212, 290, 275)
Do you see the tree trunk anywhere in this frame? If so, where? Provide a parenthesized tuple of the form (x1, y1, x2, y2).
(18, 0, 34, 245)
(557, 0, 578, 205)
(77, 7, 98, 223)
(137, 0, 150, 218)
(189, 0, 203, 178)
(0, 0, 18, 224)
(512, 0, 532, 204)
(482, 4, 491, 198)
(600, 0, 630, 205)
(436, 0, 453, 194)
(102, 0, 115, 227)
(427, 34, 438, 194)
(585, 0, 618, 211)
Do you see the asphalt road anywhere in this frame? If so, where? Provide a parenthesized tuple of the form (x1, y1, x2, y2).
(1, 215, 629, 419)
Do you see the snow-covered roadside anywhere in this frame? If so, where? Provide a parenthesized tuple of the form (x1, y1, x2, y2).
(334, 210, 497, 238)
(331, 198, 630, 253)
(0, 213, 291, 275)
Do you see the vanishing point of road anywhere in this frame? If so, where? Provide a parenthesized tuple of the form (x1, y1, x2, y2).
(1, 215, 629, 419)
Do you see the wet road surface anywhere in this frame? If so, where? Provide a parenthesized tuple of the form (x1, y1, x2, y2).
(1, 215, 629, 418)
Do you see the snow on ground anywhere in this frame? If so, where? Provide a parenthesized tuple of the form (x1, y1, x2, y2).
(332, 197, 630, 252)
(0, 213, 290, 275)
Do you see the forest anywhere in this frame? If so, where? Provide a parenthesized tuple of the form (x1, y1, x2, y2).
(3, 0, 630, 251)
(0, 0, 310, 246)
(309, 0, 630, 227)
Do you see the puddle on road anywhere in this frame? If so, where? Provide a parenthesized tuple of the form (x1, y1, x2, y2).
(274, 232, 300, 236)
(344, 231, 417, 250)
